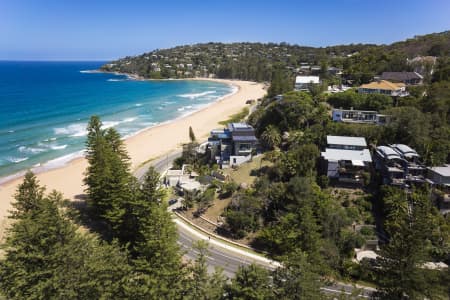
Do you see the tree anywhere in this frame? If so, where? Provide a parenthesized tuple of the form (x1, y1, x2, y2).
(260, 125, 281, 150)
(196, 187, 215, 214)
(375, 188, 448, 299)
(84, 116, 137, 244)
(277, 144, 319, 180)
(10, 171, 45, 219)
(273, 250, 325, 299)
(129, 167, 184, 298)
(224, 264, 274, 300)
(189, 126, 197, 143)
(0, 179, 131, 299)
(183, 241, 226, 299)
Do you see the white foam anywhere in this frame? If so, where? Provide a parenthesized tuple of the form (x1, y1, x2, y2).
(7, 156, 29, 163)
(50, 144, 68, 150)
(178, 91, 216, 99)
(80, 70, 99, 74)
(38, 151, 84, 170)
(102, 121, 120, 129)
(123, 117, 137, 123)
(18, 146, 46, 154)
(135, 103, 142, 107)
(54, 123, 87, 137)
(107, 78, 124, 82)
(177, 107, 185, 111)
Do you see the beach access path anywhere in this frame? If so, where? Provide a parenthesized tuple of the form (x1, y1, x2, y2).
(0, 79, 267, 241)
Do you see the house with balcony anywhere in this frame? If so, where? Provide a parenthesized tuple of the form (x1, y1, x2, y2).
(332, 109, 389, 125)
(358, 80, 409, 97)
(321, 136, 372, 184)
(374, 144, 427, 187)
(207, 123, 257, 168)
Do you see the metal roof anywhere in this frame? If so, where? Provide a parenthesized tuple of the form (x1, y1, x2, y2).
(327, 135, 367, 147)
(429, 164, 450, 177)
(295, 76, 320, 84)
(228, 123, 254, 131)
(376, 146, 402, 160)
(321, 148, 372, 163)
(391, 144, 419, 157)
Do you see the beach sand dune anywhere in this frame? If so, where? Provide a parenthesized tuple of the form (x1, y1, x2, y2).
(0, 79, 266, 239)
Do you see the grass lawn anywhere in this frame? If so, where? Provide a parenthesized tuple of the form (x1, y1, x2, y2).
(222, 155, 270, 186)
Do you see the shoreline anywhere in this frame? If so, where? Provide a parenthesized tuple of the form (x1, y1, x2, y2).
(0, 78, 239, 186)
(0, 78, 266, 239)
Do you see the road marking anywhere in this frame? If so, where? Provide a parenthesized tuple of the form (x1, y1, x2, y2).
(320, 287, 370, 298)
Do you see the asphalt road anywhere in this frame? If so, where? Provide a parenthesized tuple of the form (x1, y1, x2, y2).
(135, 149, 375, 298)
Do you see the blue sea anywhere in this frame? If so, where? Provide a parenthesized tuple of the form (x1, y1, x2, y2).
(0, 61, 234, 181)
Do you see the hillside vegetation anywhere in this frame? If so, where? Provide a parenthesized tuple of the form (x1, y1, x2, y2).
(101, 31, 449, 84)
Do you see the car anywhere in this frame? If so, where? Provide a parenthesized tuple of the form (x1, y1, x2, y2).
(168, 198, 178, 206)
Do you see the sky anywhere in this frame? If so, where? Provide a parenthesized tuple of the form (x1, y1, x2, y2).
(1, 0, 449, 61)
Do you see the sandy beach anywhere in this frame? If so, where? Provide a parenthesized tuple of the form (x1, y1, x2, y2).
(0, 79, 266, 240)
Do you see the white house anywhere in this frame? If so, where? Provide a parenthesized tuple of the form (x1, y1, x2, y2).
(321, 136, 372, 184)
(294, 76, 320, 91)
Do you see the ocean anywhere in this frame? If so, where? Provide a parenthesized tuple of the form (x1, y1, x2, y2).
(0, 61, 234, 181)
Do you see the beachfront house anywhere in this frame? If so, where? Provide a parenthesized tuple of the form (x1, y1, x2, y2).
(294, 76, 320, 91)
(207, 123, 257, 168)
(321, 136, 372, 185)
(358, 80, 409, 97)
(332, 108, 389, 125)
(380, 72, 423, 85)
(374, 144, 426, 187)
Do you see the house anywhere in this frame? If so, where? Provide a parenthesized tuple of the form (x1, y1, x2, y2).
(427, 165, 450, 214)
(294, 76, 320, 91)
(407, 56, 437, 75)
(332, 109, 389, 125)
(380, 72, 423, 85)
(165, 164, 205, 196)
(428, 164, 450, 185)
(358, 80, 409, 97)
(327, 67, 343, 76)
(321, 136, 372, 184)
(207, 123, 257, 168)
(374, 144, 426, 187)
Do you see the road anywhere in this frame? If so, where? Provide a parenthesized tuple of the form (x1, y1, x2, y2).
(135, 149, 376, 298)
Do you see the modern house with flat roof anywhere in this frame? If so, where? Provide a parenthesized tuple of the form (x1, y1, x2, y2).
(207, 123, 257, 168)
(427, 165, 450, 214)
(380, 72, 423, 85)
(358, 80, 409, 97)
(428, 164, 450, 186)
(374, 144, 426, 187)
(321, 136, 372, 184)
(295, 75, 320, 91)
(327, 135, 367, 150)
(332, 109, 389, 125)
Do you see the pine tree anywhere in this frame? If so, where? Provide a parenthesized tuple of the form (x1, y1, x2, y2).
(273, 250, 325, 299)
(375, 189, 448, 299)
(225, 264, 274, 300)
(128, 167, 184, 298)
(183, 240, 226, 300)
(84, 115, 112, 217)
(0, 190, 75, 299)
(0, 177, 131, 299)
(10, 171, 45, 219)
(84, 117, 135, 243)
(189, 126, 197, 143)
